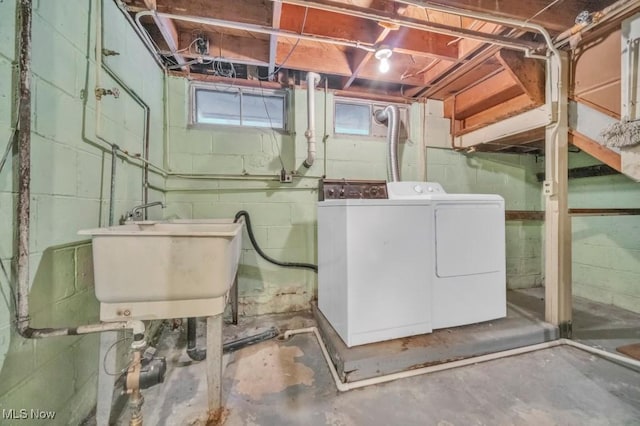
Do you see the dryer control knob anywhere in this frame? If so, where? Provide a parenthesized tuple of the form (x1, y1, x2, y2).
(413, 185, 424, 193)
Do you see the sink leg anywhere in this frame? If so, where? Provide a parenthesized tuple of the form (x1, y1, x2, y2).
(230, 275, 239, 325)
(206, 314, 223, 417)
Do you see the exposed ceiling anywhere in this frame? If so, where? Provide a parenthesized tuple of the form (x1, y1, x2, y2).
(121, 0, 623, 154)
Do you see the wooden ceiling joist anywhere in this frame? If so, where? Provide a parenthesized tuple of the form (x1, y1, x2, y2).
(268, 1, 283, 79)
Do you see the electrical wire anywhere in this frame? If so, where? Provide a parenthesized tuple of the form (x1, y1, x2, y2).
(258, 7, 309, 81)
(524, 0, 564, 25)
(102, 336, 134, 376)
(258, 79, 286, 170)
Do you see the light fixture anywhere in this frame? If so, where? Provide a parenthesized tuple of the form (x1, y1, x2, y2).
(374, 46, 392, 73)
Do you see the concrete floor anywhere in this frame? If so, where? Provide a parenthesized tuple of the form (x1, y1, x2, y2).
(109, 290, 640, 425)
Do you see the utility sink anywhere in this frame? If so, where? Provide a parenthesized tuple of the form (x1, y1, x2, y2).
(79, 219, 242, 321)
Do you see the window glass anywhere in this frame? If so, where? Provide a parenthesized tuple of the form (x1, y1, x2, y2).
(242, 93, 284, 128)
(195, 89, 241, 126)
(335, 102, 371, 135)
(192, 86, 286, 130)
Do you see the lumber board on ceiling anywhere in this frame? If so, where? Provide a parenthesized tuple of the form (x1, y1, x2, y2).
(180, 31, 270, 63)
(147, 0, 272, 25)
(448, 69, 523, 119)
(280, 3, 380, 44)
(497, 50, 545, 105)
(402, 0, 614, 33)
(460, 94, 540, 134)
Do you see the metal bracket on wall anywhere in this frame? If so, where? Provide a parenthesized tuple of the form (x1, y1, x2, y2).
(95, 87, 120, 100)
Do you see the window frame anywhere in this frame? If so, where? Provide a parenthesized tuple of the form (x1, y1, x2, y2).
(333, 97, 410, 140)
(189, 83, 289, 131)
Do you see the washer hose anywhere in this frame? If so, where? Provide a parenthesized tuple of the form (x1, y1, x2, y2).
(234, 210, 318, 272)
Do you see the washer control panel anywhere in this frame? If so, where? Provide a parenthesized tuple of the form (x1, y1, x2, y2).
(386, 181, 446, 200)
(319, 179, 388, 200)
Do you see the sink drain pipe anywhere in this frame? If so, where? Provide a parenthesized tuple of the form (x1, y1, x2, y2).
(284, 328, 640, 392)
(185, 210, 318, 361)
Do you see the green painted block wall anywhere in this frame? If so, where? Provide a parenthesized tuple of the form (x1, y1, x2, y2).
(0, 0, 165, 423)
(166, 78, 423, 314)
(166, 77, 544, 313)
(568, 152, 640, 313)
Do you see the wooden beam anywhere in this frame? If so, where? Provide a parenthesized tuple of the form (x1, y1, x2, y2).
(497, 50, 545, 105)
(544, 52, 571, 335)
(343, 27, 392, 89)
(268, 1, 283, 79)
(384, 27, 459, 61)
(459, 94, 539, 133)
(395, 0, 596, 33)
(168, 71, 285, 89)
(568, 130, 622, 172)
(569, 208, 640, 216)
(276, 40, 352, 75)
(135, 0, 272, 25)
(190, 32, 270, 64)
(143, 0, 188, 70)
(450, 69, 522, 119)
(506, 210, 545, 221)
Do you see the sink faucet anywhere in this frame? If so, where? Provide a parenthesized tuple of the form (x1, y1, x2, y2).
(124, 201, 166, 222)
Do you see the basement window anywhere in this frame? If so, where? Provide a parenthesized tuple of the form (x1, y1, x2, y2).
(191, 85, 287, 130)
(334, 98, 410, 139)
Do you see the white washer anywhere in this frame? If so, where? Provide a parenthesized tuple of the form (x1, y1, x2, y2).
(318, 182, 506, 347)
(387, 182, 506, 330)
(318, 198, 433, 347)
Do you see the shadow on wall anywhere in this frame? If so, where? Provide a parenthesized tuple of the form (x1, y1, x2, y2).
(0, 241, 100, 414)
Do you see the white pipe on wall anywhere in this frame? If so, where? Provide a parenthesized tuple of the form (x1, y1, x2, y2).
(284, 328, 640, 392)
(304, 72, 321, 168)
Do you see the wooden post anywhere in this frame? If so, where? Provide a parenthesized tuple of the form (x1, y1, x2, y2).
(206, 314, 224, 414)
(544, 52, 572, 336)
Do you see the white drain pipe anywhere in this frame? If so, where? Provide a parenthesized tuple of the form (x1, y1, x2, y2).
(303, 72, 321, 168)
(283, 328, 640, 392)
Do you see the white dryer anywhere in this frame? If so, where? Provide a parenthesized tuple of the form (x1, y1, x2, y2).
(387, 182, 506, 329)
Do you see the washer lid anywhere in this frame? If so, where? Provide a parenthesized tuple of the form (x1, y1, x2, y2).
(387, 181, 446, 199)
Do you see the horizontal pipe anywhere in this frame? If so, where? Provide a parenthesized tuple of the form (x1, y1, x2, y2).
(554, 0, 640, 46)
(284, 328, 640, 392)
(136, 10, 376, 53)
(273, 0, 541, 53)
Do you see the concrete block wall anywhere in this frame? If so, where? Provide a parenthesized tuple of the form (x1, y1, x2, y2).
(0, 0, 164, 423)
(426, 148, 544, 289)
(166, 79, 423, 314)
(569, 152, 640, 313)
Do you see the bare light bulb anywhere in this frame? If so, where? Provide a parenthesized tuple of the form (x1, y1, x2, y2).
(379, 57, 390, 73)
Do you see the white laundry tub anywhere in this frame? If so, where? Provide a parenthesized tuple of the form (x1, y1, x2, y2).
(79, 219, 242, 321)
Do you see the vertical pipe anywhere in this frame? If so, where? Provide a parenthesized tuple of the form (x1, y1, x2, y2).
(16, 0, 32, 332)
(109, 144, 118, 226)
(303, 72, 321, 168)
(13, 0, 146, 340)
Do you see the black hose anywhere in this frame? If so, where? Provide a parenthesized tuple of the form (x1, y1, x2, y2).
(186, 210, 318, 362)
(234, 210, 318, 272)
(185, 319, 279, 361)
(186, 317, 206, 361)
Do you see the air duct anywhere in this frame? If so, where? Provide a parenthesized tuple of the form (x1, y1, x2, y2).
(303, 72, 321, 168)
(374, 105, 401, 182)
